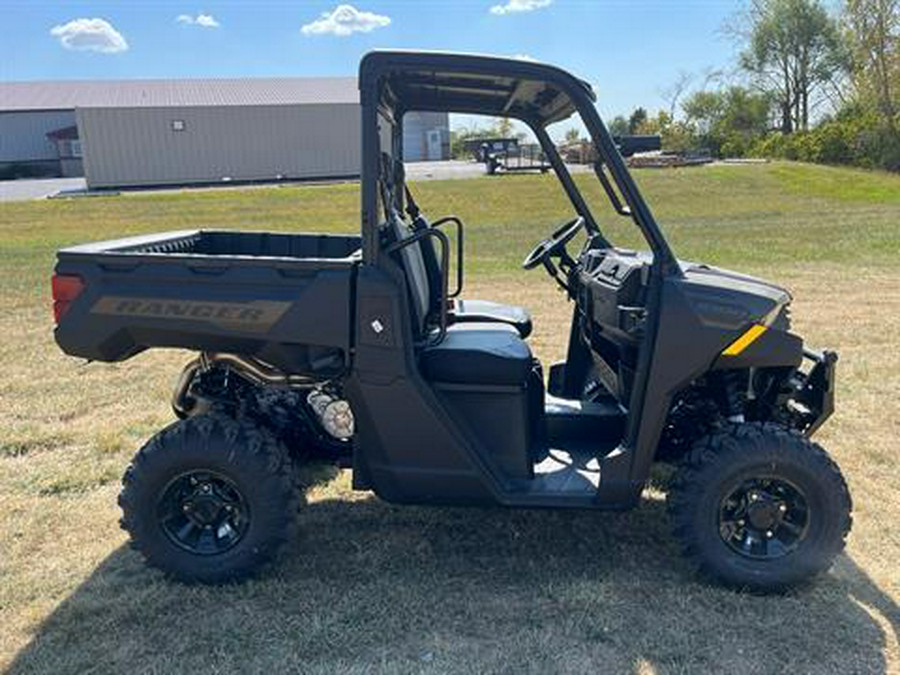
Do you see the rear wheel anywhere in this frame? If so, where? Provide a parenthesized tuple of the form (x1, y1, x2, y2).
(119, 414, 299, 584)
(667, 423, 851, 591)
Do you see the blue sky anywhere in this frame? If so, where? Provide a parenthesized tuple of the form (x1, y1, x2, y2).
(1, 1, 742, 120)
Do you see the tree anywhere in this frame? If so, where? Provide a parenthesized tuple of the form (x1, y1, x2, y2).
(449, 123, 494, 159)
(737, 0, 847, 133)
(564, 127, 582, 144)
(628, 107, 648, 134)
(683, 86, 772, 155)
(661, 70, 694, 119)
(632, 111, 665, 136)
(607, 115, 630, 137)
(661, 119, 696, 154)
(630, 109, 695, 153)
(844, 0, 899, 127)
(683, 91, 726, 136)
(496, 117, 514, 137)
(720, 87, 773, 136)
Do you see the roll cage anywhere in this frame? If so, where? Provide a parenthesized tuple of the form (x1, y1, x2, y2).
(357, 50, 681, 277)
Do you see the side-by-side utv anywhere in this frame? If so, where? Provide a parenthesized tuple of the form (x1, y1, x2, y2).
(52, 51, 851, 590)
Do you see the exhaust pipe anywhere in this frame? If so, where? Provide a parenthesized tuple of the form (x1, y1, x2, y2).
(172, 352, 316, 417)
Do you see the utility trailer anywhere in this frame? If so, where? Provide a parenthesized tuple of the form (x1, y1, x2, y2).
(463, 137, 517, 162)
(53, 51, 850, 590)
(614, 134, 662, 157)
(484, 142, 551, 175)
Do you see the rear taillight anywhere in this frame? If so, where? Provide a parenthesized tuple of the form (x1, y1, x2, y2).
(52, 274, 84, 323)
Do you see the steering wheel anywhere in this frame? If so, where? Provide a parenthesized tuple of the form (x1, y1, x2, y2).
(522, 216, 585, 271)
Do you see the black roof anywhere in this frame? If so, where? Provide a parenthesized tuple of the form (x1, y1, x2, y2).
(359, 50, 595, 126)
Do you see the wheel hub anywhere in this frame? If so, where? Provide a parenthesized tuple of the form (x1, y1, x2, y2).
(157, 471, 250, 555)
(746, 494, 783, 530)
(185, 493, 226, 525)
(719, 477, 809, 560)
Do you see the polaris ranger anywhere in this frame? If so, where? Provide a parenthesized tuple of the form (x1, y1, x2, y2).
(52, 51, 851, 590)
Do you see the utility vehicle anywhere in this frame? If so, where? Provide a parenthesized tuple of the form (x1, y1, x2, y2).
(52, 51, 851, 590)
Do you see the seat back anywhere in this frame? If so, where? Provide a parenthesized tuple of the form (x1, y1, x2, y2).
(409, 215, 445, 315)
(386, 212, 432, 335)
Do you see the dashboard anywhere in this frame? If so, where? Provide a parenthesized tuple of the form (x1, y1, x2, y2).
(574, 247, 651, 401)
(576, 248, 650, 342)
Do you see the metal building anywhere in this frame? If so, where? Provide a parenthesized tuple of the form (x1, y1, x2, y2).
(403, 111, 450, 162)
(0, 108, 79, 178)
(0, 78, 450, 188)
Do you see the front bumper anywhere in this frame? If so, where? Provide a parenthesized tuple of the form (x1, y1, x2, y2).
(785, 349, 838, 436)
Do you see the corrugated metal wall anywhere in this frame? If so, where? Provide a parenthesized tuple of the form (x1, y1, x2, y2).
(77, 103, 360, 188)
(0, 110, 74, 162)
(403, 111, 449, 162)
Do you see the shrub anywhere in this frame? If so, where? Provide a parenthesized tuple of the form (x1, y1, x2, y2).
(857, 124, 900, 172)
(749, 115, 900, 172)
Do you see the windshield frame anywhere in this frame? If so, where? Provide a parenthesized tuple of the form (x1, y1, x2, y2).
(359, 50, 681, 277)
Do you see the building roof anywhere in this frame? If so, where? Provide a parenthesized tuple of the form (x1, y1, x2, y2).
(0, 77, 358, 111)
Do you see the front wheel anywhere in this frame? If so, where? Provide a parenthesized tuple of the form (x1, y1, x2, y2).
(119, 414, 299, 584)
(667, 423, 851, 591)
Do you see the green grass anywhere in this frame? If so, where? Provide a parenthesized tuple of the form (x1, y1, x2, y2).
(2, 161, 898, 302)
(1, 161, 899, 674)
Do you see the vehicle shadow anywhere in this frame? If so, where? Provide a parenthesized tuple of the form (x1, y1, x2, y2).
(7, 494, 897, 674)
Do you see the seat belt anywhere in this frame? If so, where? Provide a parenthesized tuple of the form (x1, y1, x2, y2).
(404, 184, 421, 220)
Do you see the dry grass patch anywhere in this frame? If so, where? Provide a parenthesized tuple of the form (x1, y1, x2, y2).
(1, 271, 896, 674)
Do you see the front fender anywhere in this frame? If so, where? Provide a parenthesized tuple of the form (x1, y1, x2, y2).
(711, 326, 804, 371)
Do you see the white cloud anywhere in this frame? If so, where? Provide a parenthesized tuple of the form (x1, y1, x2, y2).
(301, 4, 390, 36)
(176, 13, 220, 28)
(490, 0, 552, 16)
(50, 18, 128, 53)
(195, 14, 219, 27)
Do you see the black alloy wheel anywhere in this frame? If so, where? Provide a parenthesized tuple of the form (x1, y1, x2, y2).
(667, 422, 851, 590)
(158, 470, 251, 555)
(718, 476, 809, 560)
(120, 414, 299, 584)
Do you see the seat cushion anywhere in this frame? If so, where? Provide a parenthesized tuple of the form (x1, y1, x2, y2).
(420, 323, 533, 386)
(451, 299, 533, 339)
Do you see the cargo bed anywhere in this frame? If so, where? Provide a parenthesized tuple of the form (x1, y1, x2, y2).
(53, 230, 361, 376)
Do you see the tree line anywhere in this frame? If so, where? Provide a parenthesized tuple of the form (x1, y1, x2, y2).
(612, 0, 899, 171)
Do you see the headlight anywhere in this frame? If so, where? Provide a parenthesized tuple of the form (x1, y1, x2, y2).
(762, 302, 791, 330)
